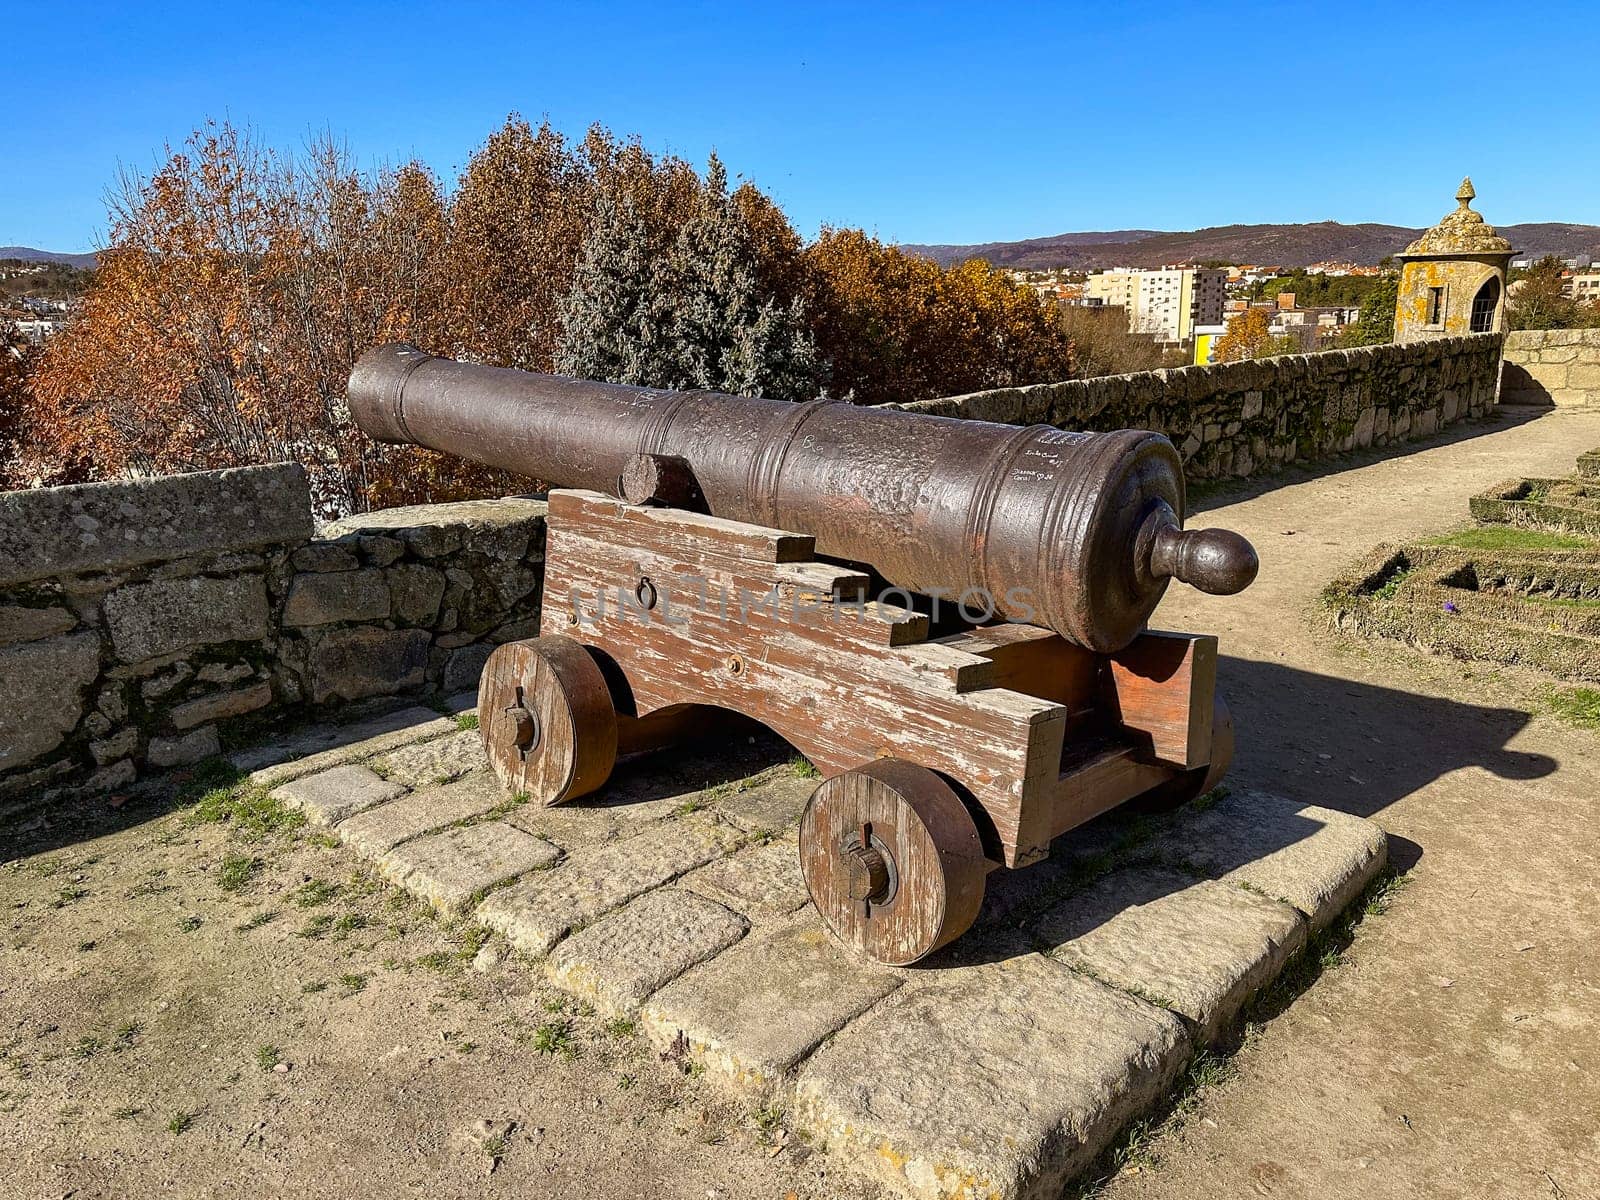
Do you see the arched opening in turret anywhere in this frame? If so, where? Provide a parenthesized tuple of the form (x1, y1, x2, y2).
(1470, 276, 1501, 333)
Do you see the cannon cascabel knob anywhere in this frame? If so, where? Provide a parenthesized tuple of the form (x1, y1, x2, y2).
(1147, 520, 1259, 596)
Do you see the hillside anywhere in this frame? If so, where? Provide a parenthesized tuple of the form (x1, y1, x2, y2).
(903, 221, 1600, 270)
(0, 246, 98, 269)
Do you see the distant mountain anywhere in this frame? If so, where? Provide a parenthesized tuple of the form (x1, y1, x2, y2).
(0, 247, 98, 269)
(902, 222, 1600, 271)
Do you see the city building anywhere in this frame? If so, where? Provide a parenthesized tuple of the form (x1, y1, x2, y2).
(1084, 267, 1227, 344)
(1565, 273, 1600, 303)
(1393, 178, 1513, 343)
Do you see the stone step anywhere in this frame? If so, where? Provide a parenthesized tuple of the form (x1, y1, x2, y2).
(1033, 866, 1307, 1045)
(337, 772, 508, 858)
(369, 728, 488, 790)
(474, 812, 745, 956)
(547, 888, 749, 1017)
(792, 953, 1191, 1200)
(678, 830, 811, 920)
(269, 764, 404, 826)
(234, 704, 457, 787)
(1148, 788, 1388, 931)
(378, 819, 559, 914)
(638, 916, 903, 1099)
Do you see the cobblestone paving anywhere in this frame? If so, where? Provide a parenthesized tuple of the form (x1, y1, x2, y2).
(231, 701, 1388, 1200)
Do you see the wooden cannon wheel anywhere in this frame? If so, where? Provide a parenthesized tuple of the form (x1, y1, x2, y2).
(799, 759, 989, 966)
(478, 637, 618, 805)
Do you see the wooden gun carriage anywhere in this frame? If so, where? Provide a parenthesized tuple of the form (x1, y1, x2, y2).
(348, 346, 1257, 964)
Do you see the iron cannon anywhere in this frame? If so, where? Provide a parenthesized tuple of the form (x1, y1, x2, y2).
(348, 344, 1256, 653)
(347, 344, 1258, 964)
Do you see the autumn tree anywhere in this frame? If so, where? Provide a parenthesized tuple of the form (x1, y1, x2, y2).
(1212, 308, 1273, 362)
(1056, 306, 1167, 377)
(803, 233, 1075, 404)
(31, 114, 1082, 508)
(29, 122, 512, 512)
(0, 325, 31, 489)
(445, 117, 591, 372)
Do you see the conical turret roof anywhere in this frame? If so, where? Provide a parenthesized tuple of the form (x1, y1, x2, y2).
(1400, 177, 1513, 257)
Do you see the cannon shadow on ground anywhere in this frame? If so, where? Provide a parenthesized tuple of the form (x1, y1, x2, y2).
(918, 652, 1555, 970)
(1215, 654, 1555, 834)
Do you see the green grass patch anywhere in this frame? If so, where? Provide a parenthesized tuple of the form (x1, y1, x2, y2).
(531, 1020, 574, 1057)
(216, 854, 262, 892)
(789, 756, 820, 780)
(1371, 568, 1411, 600)
(1424, 526, 1597, 552)
(414, 950, 455, 972)
(1522, 592, 1600, 610)
(1547, 686, 1600, 730)
(483, 791, 528, 820)
(186, 780, 304, 840)
(291, 878, 340, 908)
(296, 913, 335, 940)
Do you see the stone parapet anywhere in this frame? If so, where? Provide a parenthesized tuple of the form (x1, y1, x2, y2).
(1501, 328, 1600, 407)
(0, 463, 312, 586)
(892, 333, 1504, 481)
(0, 464, 546, 810)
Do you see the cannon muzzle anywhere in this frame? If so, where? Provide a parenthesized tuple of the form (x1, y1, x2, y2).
(348, 344, 1257, 651)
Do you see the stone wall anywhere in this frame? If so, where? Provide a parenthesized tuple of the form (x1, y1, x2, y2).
(892, 333, 1503, 480)
(1501, 329, 1600, 407)
(0, 464, 545, 808)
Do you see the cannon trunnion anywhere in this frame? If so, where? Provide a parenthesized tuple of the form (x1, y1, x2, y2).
(348, 346, 1251, 964)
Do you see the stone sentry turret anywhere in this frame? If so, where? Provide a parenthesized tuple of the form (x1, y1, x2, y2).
(1393, 178, 1514, 343)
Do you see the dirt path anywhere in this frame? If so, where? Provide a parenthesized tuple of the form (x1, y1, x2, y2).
(1104, 405, 1600, 1200)
(4, 406, 1598, 1200)
(0, 742, 874, 1200)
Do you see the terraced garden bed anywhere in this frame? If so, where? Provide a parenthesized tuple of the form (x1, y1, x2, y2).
(1323, 529, 1600, 681)
(1469, 475, 1600, 536)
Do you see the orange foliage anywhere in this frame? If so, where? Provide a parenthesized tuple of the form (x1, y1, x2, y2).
(1212, 308, 1273, 363)
(803, 230, 1075, 404)
(25, 118, 1079, 511)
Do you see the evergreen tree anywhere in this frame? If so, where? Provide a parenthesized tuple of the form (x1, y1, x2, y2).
(553, 189, 680, 387)
(666, 155, 822, 401)
(557, 155, 822, 399)
(1340, 275, 1398, 346)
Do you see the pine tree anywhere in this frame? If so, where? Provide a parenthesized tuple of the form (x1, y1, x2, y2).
(666, 155, 822, 401)
(553, 189, 680, 387)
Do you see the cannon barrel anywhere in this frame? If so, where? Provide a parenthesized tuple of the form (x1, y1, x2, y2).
(348, 344, 1257, 652)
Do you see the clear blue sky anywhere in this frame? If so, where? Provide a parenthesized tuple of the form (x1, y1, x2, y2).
(5, 1, 1598, 254)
